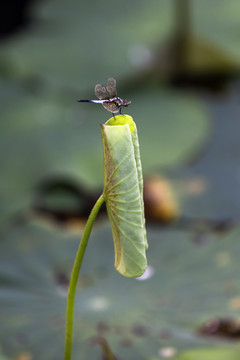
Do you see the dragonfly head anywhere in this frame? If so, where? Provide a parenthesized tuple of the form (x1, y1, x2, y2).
(122, 99, 131, 107)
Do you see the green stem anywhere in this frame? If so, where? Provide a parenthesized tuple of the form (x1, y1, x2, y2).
(64, 193, 106, 360)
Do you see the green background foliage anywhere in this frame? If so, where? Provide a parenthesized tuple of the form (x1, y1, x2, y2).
(1, 0, 240, 359)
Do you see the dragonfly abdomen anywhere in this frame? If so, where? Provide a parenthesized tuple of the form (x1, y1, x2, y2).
(77, 99, 104, 104)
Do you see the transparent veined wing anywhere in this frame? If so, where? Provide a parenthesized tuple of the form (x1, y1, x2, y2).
(102, 101, 119, 114)
(106, 77, 117, 97)
(95, 84, 109, 100)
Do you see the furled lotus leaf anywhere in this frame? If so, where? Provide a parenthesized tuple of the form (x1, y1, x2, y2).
(101, 115, 147, 278)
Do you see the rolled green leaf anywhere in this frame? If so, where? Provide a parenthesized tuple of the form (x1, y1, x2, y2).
(101, 115, 148, 278)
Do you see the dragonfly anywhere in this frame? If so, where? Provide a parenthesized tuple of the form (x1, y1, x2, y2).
(77, 77, 131, 115)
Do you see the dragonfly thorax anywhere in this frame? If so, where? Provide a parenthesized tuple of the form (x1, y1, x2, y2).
(102, 97, 131, 114)
(104, 97, 131, 106)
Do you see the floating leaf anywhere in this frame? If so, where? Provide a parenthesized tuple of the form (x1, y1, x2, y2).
(176, 347, 240, 360)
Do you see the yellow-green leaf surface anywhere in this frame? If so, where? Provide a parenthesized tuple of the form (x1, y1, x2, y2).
(101, 115, 147, 278)
(176, 347, 240, 360)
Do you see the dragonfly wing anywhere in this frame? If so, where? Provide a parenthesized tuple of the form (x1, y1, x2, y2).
(95, 84, 109, 100)
(106, 77, 117, 97)
(102, 101, 119, 113)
